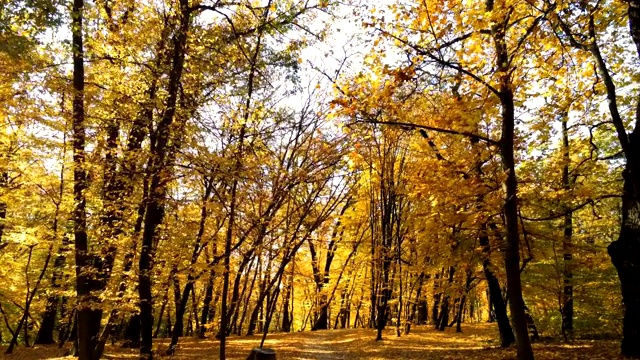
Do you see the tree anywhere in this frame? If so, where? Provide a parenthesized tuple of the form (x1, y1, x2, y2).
(546, 0, 640, 355)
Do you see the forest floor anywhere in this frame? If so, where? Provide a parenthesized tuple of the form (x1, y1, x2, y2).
(0, 324, 624, 360)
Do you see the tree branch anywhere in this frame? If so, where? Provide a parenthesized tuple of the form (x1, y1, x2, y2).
(349, 119, 501, 147)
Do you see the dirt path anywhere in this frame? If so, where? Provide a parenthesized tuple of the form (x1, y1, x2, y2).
(0, 324, 624, 359)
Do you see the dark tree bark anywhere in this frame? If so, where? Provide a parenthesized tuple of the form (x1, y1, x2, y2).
(480, 224, 514, 347)
(138, 1, 190, 358)
(550, 1, 640, 356)
(123, 315, 140, 347)
(488, 4, 534, 357)
(246, 264, 268, 336)
(167, 182, 212, 354)
(36, 232, 70, 345)
(455, 296, 466, 332)
(436, 267, 455, 332)
(281, 283, 292, 332)
(198, 268, 215, 338)
(69, 1, 104, 359)
(310, 200, 350, 331)
(375, 142, 405, 342)
(154, 287, 169, 338)
(236, 263, 259, 335)
(5, 245, 54, 354)
(606, 1, 640, 357)
(58, 301, 72, 346)
(230, 256, 257, 335)
(432, 269, 443, 326)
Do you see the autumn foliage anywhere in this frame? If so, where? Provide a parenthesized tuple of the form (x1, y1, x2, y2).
(1, 1, 639, 360)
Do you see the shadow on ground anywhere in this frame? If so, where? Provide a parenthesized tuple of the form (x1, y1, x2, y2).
(0, 324, 624, 360)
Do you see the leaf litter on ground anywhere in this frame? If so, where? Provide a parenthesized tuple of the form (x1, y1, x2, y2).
(0, 324, 625, 360)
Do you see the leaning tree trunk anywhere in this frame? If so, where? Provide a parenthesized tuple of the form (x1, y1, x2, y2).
(480, 224, 514, 347)
(198, 268, 215, 338)
(36, 233, 70, 344)
(607, 1, 640, 357)
(138, 1, 190, 358)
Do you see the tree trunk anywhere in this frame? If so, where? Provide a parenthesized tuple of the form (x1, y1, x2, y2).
(166, 282, 193, 353)
(69, 1, 105, 358)
(608, 131, 640, 357)
(499, 88, 534, 360)
(480, 224, 514, 347)
(236, 263, 259, 335)
(490, 5, 534, 357)
(36, 233, 70, 344)
(198, 269, 215, 338)
(455, 296, 466, 333)
(154, 287, 169, 338)
(6, 245, 54, 354)
(138, 1, 190, 358)
(606, 2, 640, 357)
(281, 282, 291, 333)
(432, 269, 443, 326)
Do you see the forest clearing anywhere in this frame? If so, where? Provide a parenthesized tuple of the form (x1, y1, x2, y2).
(3, 0, 640, 359)
(0, 325, 624, 360)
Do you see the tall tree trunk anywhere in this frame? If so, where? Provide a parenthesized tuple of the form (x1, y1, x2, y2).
(221, 5, 268, 352)
(375, 250, 391, 341)
(310, 199, 350, 331)
(70, 1, 104, 358)
(607, 1, 640, 357)
(246, 267, 267, 336)
(219, 80, 246, 360)
(490, 4, 534, 357)
(138, 1, 190, 358)
(230, 256, 256, 335)
(167, 282, 193, 353)
(498, 84, 533, 360)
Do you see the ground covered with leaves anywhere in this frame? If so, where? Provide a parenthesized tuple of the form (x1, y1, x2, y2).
(0, 324, 624, 360)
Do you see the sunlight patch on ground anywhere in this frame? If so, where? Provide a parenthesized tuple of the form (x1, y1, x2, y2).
(0, 324, 626, 360)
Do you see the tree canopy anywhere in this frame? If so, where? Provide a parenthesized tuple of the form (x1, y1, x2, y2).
(1, 1, 639, 360)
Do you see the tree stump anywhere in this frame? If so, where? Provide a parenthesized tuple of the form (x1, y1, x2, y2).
(246, 347, 276, 360)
